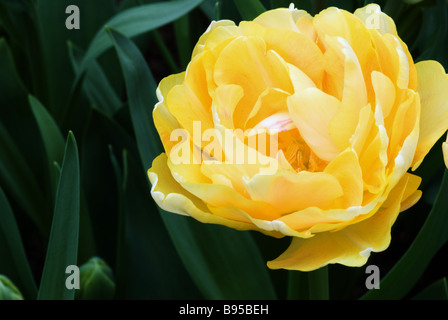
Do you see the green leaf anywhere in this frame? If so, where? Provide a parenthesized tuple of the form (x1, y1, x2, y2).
(233, 0, 266, 20)
(109, 146, 201, 299)
(411, 278, 448, 300)
(78, 0, 204, 75)
(0, 38, 51, 231)
(29, 95, 65, 199)
(68, 41, 122, 117)
(35, 0, 117, 118)
(199, 0, 218, 20)
(38, 132, 80, 300)
(0, 1, 48, 101)
(0, 186, 37, 299)
(401, 0, 424, 4)
(108, 28, 277, 299)
(287, 271, 308, 300)
(308, 266, 329, 300)
(0, 121, 47, 236)
(106, 28, 161, 169)
(174, 14, 192, 70)
(29, 96, 95, 265)
(362, 170, 448, 300)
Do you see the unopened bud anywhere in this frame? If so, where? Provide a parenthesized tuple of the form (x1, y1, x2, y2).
(0, 275, 24, 300)
(75, 257, 115, 300)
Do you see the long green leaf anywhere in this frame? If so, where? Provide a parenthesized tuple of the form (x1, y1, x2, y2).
(68, 41, 122, 117)
(174, 14, 192, 70)
(79, 0, 203, 74)
(109, 146, 201, 299)
(233, 0, 266, 20)
(38, 132, 80, 300)
(0, 186, 37, 299)
(108, 27, 276, 299)
(362, 170, 448, 300)
(29, 95, 95, 264)
(35, 0, 117, 118)
(106, 28, 160, 169)
(411, 278, 448, 300)
(29, 95, 65, 199)
(0, 121, 47, 236)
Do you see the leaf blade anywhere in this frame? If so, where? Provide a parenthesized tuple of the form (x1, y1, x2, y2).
(37, 132, 80, 300)
(79, 0, 204, 74)
(233, 0, 266, 20)
(0, 186, 38, 299)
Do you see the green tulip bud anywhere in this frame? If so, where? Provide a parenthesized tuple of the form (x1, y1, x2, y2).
(76, 257, 115, 300)
(0, 275, 24, 300)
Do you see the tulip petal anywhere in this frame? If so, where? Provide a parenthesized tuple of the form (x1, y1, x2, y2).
(288, 87, 340, 162)
(153, 72, 185, 152)
(244, 88, 290, 130)
(184, 54, 213, 109)
(260, 27, 325, 85)
(268, 173, 413, 271)
(314, 7, 372, 70)
(253, 8, 311, 33)
(148, 153, 260, 231)
(192, 20, 237, 58)
(324, 148, 363, 208)
(166, 84, 214, 141)
(214, 36, 293, 128)
(353, 3, 397, 36)
(166, 154, 281, 220)
(387, 90, 419, 166)
(412, 60, 448, 170)
(211, 84, 244, 129)
(327, 36, 368, 151)
(243, 170, 343, 214)
(443, 134, 448, 169)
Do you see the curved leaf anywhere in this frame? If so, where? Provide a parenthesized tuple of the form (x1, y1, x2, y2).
(0, 186, 37, 299)
(29, 95, 65, 199)
(79, 0, 204, 74)
(38, 132, 80, 300)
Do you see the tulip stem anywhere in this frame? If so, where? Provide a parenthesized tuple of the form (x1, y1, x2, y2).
(287, 271, 308, 300)
(308, 266, 329, 300)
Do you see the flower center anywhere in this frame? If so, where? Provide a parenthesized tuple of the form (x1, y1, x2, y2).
(278, 129, 327, 172)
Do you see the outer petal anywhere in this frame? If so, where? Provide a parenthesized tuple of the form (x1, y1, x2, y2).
(166, 156, 281, 221)
(412, 61, 448, 170)
(242, 170, 343, 214)
(153, 72, 185, 153)
(148, 153, 260, 231)
(444, 134, 448, 169)
(268, 173, 415, 271)
(192, 20, 237, 58)
(253, 8, 311, 33)
(353, 3, 397, 36)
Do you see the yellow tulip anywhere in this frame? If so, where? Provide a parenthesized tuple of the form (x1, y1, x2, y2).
(148, 4, 448, 271)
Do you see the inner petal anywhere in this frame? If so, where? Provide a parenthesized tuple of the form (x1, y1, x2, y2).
(214, 36, 294, 129)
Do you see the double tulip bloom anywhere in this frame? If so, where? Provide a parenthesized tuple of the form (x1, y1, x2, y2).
(148, 4, 448, 271)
